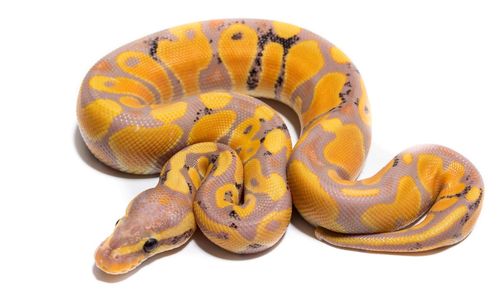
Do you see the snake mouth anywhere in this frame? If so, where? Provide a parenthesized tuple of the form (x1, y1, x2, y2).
(94, 240, 144, 275)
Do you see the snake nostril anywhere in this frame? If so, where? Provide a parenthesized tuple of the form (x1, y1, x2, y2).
(143, 238, 158, 253)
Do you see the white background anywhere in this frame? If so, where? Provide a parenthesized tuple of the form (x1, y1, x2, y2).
(1, 0, 499, 303)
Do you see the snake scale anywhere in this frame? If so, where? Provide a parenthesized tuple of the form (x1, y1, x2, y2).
(77, 19, 484, 274)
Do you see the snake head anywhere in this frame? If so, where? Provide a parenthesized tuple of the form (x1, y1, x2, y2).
(94, 187, 196, 274)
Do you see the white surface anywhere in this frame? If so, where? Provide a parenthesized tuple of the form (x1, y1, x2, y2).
(1, 0, 499, 303)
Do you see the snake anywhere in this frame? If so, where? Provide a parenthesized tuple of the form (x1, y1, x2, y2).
(77, 19, 484, 274)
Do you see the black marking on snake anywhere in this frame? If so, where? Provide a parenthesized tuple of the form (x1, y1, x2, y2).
(148, 37, 160, 61)
(259, 137, 266, 143)
(224, 191, 233, 202)
(248, 243, 262, 249)
(409, 242, 423, 251)
(392, 157, 399, 167)
(235, 182, 242, 189)
(459, 188, 483, 226)
(438, 185, 472, 200)
(339, 92, 348, 103)
(159, 169, 170, 183)
(197, 200, 208, 211)
(217, 232, 229, 240)
(204, 107, 214, 115)
(165, 229, 194, 245)
(277, 123, 288, 131)
(263, 151, 273, 156)
(229, 210, 241, 220)
(229, 223, 238, 229)
(468, 188, 483, 211)
(243, 125, 253, 134)
(187, 182, 193, 194)
(263, 128, 273, 135)
(217, 55, 223, 64)
(209, 154, 219, 164)
(259, 118, 266, 123)
(231, 32, 243, 40)
(460, 213, 470, 225)
(209, 39, 213, 44)
(183, 165, 190, 170)
(246, 29, 300, 93)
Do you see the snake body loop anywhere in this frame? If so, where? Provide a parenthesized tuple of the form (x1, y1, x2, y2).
(77, 19, 484, 274)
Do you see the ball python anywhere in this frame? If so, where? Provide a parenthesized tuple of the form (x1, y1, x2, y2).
(77, 19, 484, 274)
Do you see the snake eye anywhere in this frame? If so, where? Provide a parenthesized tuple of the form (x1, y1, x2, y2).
(143, 238, 158, 253)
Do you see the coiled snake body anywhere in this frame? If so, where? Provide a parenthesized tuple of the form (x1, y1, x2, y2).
(77, 19, 484, 274)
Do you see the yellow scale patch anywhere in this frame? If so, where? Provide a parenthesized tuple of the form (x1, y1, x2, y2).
(302, 72, 347, 125)
(263, 129, 291, 158)
(109, 102, 187, 173)
(341, 188, 380, 197)
(164, 143, 218, 194)
(188, 167, 202, 189)
(288, 160, 345, 232)
(254, 42, 283, 96)
(157, 22, 212, 94)
(218, 23, 258, 91)
(417, 154, 466, 199)
(244, 159, 287, 201)
(282, 40, 324, 100)
(229, 105, 275, 162)
(320, 118, 365, 179)
(216, 183, 239, 208)
(188, 110, 237, 144)
(119, 96, 144, 108)
(212, 150, 233, 177)
(199, 91, 232, 109)
(116, 51, 173, 102)
(79, 99, 122, 140)
(272, 21, 301, 38)
(89, 75, 155, 103)
(432, 197, 459, 212)
(466, 186, 481, 202)
(402, 153, 413, 164)
(330, 46, 351, 64)
(361, 176, 422, 232)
